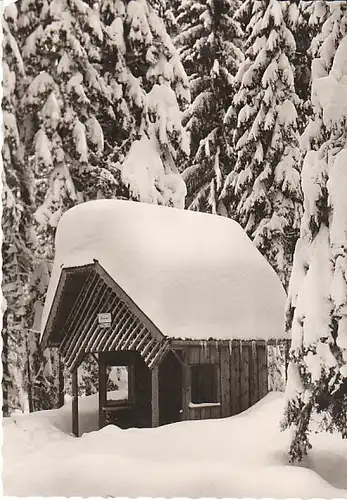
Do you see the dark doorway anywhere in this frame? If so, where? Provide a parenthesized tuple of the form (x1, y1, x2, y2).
(100, 350, 182, 429)
(99, 351, 151, 429)
(159, 351, 182, 425)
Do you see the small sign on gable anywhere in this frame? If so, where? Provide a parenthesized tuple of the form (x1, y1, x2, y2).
(98, 313, 111, 328)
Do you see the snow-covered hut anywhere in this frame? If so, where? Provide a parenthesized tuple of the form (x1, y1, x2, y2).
(41, 200, 288, 435)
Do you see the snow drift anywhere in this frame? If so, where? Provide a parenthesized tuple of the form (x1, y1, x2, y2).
(3, 392, 347, 498)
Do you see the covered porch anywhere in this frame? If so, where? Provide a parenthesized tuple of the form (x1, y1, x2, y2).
(41, 261, 183, 435)
(69, 349, 183, 436)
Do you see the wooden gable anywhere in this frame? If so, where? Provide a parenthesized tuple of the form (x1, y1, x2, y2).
(42, 261, 170, 371)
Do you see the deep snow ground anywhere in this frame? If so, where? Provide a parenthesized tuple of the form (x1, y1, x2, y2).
(3, 392, 347, 498)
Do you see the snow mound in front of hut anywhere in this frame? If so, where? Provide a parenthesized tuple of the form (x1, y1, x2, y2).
(3, 392, 347, 498)
(42, 199, 287, 342)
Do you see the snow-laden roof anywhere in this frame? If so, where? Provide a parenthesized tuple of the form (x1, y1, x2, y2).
(42, 200, 287, 341)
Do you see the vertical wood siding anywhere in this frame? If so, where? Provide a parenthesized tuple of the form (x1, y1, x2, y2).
(180, 340, 270, 421)
(186, 344, 221, 421)
(220, 346, 231, 417)
(230, 341, 241, 415)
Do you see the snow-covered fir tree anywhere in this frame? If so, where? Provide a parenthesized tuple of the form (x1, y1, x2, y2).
(16, 0, 124, 235)
(282, 30, 347, 462)
(301, 1, 347, 150)
(221, 0, 302, 288)
(177, 0, 243, 213)
(3, 0, 190, 410)
(149, 0, 181, 37)
(291, 1, 330, 133)
(1, 4, 34, 413)
(309, 0, 347, 65)
(11, 0, 120, 409)
(161, 0, 181, 38)
(100, 0, 190, 207)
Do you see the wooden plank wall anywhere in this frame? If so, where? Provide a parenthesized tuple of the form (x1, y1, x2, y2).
(182, 343, 222, 421)
(227, 340, 269, 416)
(180, 340, 269, 421)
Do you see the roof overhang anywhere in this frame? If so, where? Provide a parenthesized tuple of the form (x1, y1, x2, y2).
(41, 263, 95, 349)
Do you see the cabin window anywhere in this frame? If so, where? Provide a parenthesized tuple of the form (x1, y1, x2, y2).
(105, 365, 133, 406)
(190, 364, 219, 404)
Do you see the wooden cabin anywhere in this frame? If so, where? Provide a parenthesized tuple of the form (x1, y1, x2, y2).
(41, 200, 289, 436)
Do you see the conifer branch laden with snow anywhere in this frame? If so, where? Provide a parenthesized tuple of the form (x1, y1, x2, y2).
(283, 28, 347, 462)
(290, 1, 330, 134)
(102, 0, 190, 207)
(221, 0, 303, 289)
(177, 0, 243, 214)
(1, 5, 35, 413)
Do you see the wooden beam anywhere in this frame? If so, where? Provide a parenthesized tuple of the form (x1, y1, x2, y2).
(60, 270, 98, 347)
(84, 295, 119, 352)
(101, 303, 129, 351)
(230, 341, 241, 415)
(121, 322, 142, 350)
(89, 352, 99, 364)
(140, 338, 157, 359)
(62, 277, 105, 360)
(128, 326, 147, 350)
(60, 271, 100, 354)
(72, 367, 79, 437)
(170, 348, 184, 365)
(220, 345, 231, 417)
(68, 289, 117, 370)
(147, 340, 170, 369)
(64, 281, 108, 365)
(58, 354, 65, 408)
(136, 330, 151, 352)
(250, 341, 259, 406)
(240, 344, 250, 412)
(182, 355, 191, 421)
(111, 314, 138, 351)
(151, 365, 160, 427)
(41, 269, 69, 349)
(145, 341, 162, 365)
(105, 309, 132, 351)
(90, 298, 125, 352)
(98, 353, 107, 430)
(267, 338, 290, 346)
(94, 262, 165, 343)
(171, 338, 291, 349)
(258, 343, 268, 399)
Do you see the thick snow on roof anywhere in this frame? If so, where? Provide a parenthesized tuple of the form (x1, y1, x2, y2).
(42, 200, 287, 341)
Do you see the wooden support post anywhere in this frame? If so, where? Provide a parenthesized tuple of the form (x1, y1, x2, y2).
(98, 353, 106, 430)
(58, 354, 65, 408)
(151, 365, 159, 427)
(181, 358, 191, 421)
(72, 367, 79, 437)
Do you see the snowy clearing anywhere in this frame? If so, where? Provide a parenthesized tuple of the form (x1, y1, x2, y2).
(3, 392, 347, 498)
